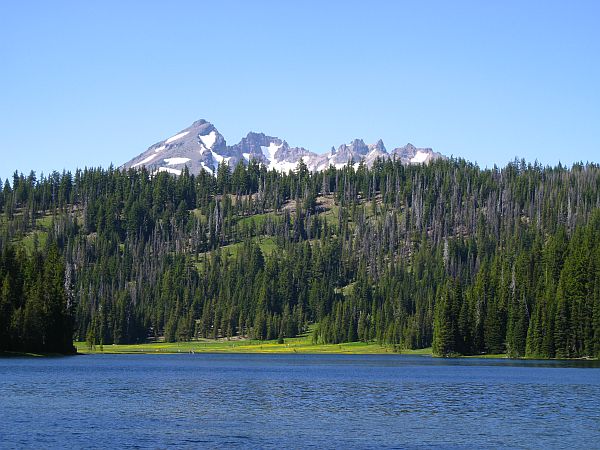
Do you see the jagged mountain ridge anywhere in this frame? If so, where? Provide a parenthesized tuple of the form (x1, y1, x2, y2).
(123, 119, 444, 175)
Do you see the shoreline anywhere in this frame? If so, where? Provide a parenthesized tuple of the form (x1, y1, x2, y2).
(72, 340, 598, 361)
(4, 336, 596, 360)
(73, 338, 434, 356)
(0, 351, 77, 358)
(3, 343, 596, 361)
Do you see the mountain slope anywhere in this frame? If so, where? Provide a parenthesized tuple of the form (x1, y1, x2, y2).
(123, 119, 444, 175)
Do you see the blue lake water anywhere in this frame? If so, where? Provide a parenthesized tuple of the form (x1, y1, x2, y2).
(0, 354, 599, 449)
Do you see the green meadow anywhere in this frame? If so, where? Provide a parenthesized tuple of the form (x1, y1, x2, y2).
(74, 335, 434, 356)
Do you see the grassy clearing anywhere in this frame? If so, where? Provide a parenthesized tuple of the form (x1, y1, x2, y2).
(317, 203, 340, 222)
(74, 336, 434, 356)
(256, 236, 277, 256)
(14, 212, 56, 253)
(193, 236, 279, 271)
(4, 212, 52, 253)
(236, 212, 278, 229)
(19, 231, 48, 253)
(35, 214, 54, 228)
(339, 282, 356, 296)
(191, 209, 206, 221)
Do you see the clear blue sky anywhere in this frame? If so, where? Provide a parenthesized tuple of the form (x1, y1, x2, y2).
(1, 1, 599, 181)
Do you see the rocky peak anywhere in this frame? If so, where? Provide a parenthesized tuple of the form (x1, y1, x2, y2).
(369, 139, 387, 153)
(122, 119, 444, 176)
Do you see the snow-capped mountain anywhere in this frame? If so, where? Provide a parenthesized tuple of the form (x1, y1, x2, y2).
(122, 119, 444, 175)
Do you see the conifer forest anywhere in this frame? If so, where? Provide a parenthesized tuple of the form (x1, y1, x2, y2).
(1, 157, 599, 358)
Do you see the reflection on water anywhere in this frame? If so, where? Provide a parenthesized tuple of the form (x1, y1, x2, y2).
(0, 354, 599, 448)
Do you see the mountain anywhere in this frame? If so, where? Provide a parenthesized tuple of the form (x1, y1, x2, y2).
(122, 119, 444, 175)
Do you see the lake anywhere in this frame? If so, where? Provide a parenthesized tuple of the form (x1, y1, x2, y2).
(0, 354, 599, 449)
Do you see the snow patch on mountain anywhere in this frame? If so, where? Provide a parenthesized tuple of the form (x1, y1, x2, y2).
(199, 131, 217, 150)
(211, 150, 232, 166)
(411, 151, 429, 164)
(133, 154, 157, 167)
(201, 162, 213, 174)
(165, 131, 189, 144)
(261, 142, 282, 165)
(157, 167, 182, 175)
(164, 157, 191, 165)
(272, 161, 298, 173)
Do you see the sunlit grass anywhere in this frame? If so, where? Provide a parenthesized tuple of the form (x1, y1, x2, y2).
(35, 215, 54, 228)
(463, 353, 507, 359)
(193, 236, 279, 271)
(19, 231, 48, 253)
(236, 212, 278, 229)
(74, 335, 434, 356)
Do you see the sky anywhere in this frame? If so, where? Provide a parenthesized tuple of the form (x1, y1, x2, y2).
(1, 1, 599, 181)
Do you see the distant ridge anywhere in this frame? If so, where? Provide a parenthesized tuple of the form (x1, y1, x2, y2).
(122, 119, 445, 176)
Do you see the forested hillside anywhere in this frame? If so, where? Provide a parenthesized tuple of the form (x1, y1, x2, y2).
(0, 244, 75, 354)
(1, 157, 599, 358)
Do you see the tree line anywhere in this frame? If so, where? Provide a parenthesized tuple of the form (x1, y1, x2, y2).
(1, 156, 599, 357)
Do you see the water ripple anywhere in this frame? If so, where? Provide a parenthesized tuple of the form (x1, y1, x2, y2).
(0, 354, 598, 449)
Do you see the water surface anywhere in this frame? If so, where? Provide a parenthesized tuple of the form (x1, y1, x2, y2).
(1, 354, 599, 449)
